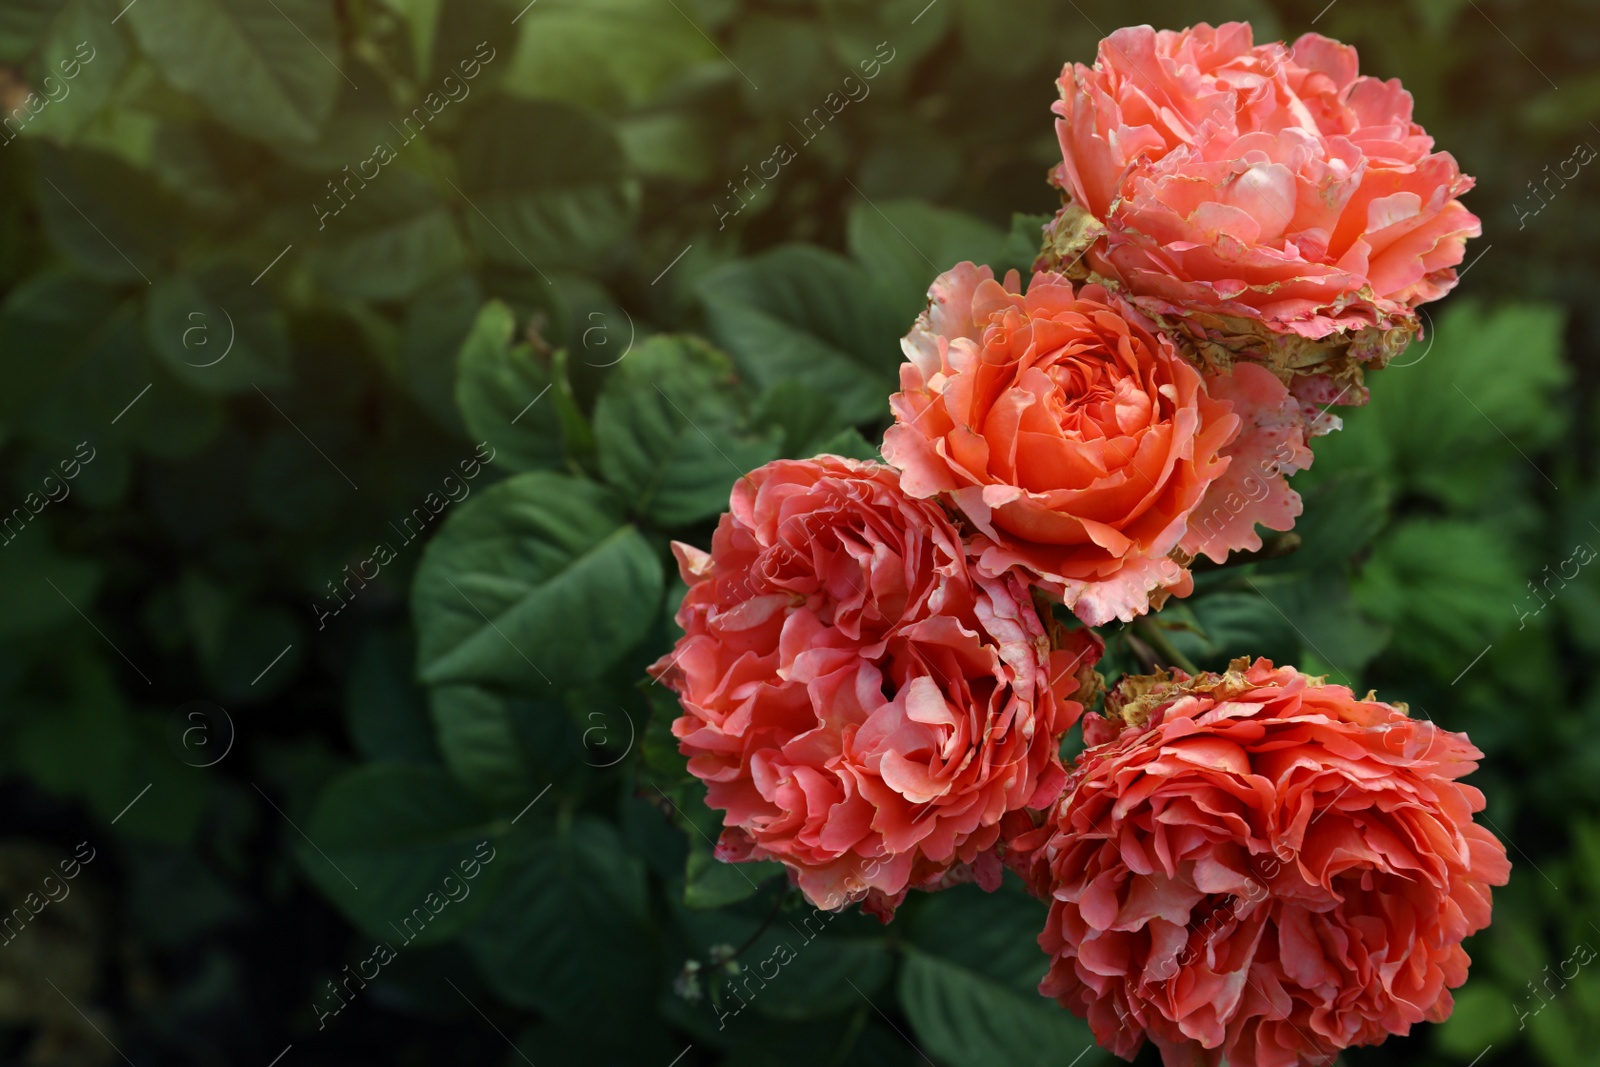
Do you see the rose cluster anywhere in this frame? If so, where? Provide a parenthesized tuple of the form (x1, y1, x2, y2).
(650, 21, 1505, 1067)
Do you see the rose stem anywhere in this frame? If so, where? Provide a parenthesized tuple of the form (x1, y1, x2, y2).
(1134, 618, 1201, 676)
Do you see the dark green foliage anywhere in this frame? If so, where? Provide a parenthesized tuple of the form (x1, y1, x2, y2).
(0, 1, 1592, 1064)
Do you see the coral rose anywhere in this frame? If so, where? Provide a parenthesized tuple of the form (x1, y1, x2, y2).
(881, 262, 1254, 624)
(1042, 22, 1480, 395)
(1179, 361, 1314, 564)
(648, 456, 1100, 916)
(1007, 659, 1510, 1067)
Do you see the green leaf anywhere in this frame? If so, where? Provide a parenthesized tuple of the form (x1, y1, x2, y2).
(346, 628, 439, 767)
(1245, 574, 1391, 688)
(129, 370, 225, 462)
(684, 838, 784, 910)
(426, 0, 512, 92)
(748, 382, 881, 461)
(257, 736, 350, 825)
(202, 603, 301, 703)
(908, 884, 1053, 997)
(125, 0, 341, 144)
(749, 934, 894, 1021)
(12, 658, 206, 845)
(375, 0, 442, 76)
(1258, 470, 1391, 576)
(617, 110, 714, 183)
(1555, 482, 1600, 654)
(146, 264, 292, 394)
(461, 816, 655, 1021)
(1526, 969, 1600, 1067)
(846, 198, 1005, 322)
(265, 62, 405, 172)
(522, 271, 627, 402)
(13, 654, 133, 816)
(310, 171, 467, 301)
(642, 683, 694, 791)
(459, 99, 639, 272)
(0, 527, 101, 640)
(1184, 590, 1301, 669)
(412, 472, 664, 690)
(1433, 980, 1519, 1058)
(300, 764, 502, 947)
(1313, 299, 1568, 508)
(127, 850, 247, 948)
(811, 428, 881, 462)
(429, 684, 536, 805)
(0, 272, 154, 447)
(22, 0, 131, 142)
(594, 335, 779, 527)
(900, 884, 1110, 1067)
(1354, 518, 1524, 673)
(1522, 71, 1600, 136)
(0, 0, 57, 62)
(648, 743, 784, 908)
(560, 678, 641, 773)
(956, 0, 1058, 74)
(548, 345, 598, 471)
(699, 246, 902, 426)
(819, 0, 949, 82)
(247, 428, 350, 534)
(453, 300, 562, 472)
(754, 381, 844, 458)
(857, 116, 962, 203)
(682, 901, 895, 1024)
(35, 145, 184, 283)
(399, 272, 478, 433)
(500, 0, 717, 112)
(729, 15, 835, 114)
(994, 212, 1051, 277)
(110, 718, 211, 846)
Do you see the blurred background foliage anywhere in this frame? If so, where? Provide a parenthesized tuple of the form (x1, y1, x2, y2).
(0, 0, 1593, 1063)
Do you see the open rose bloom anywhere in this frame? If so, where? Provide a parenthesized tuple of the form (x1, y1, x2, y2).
(1007, 659, 1510, 1067)
(883, 263, 1311, 622)
(649, 456, 1100, 916)
(1042, 22, 1480, 399)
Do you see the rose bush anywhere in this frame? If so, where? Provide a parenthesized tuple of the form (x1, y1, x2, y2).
(1006, 658, 1510, 1067)
(645, 18, 1504, 1065)
(649, 456, 1100, 915)
(0, 0, 1554, 1063)
(1041, 21, 1481, 395)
